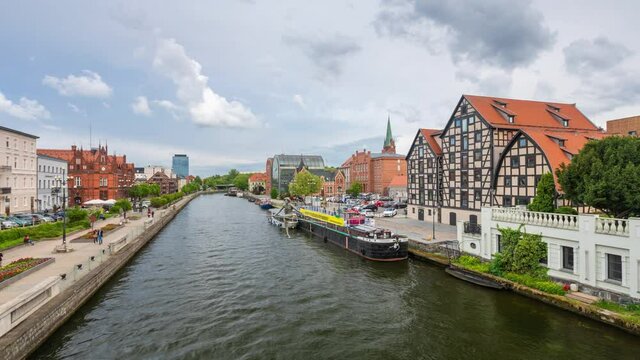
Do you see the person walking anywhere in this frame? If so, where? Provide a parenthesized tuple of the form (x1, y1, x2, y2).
(98, 229, 104, 245)
(151, 211, 155, 218)
(0, 252, 3, 267)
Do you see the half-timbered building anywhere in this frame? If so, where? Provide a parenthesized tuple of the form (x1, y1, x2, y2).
(406, 129, 442, 222)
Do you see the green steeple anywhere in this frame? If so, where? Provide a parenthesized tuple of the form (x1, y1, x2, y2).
(384, 115, 393, 147)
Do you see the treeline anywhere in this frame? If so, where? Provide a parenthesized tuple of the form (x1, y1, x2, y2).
(202, 169, 250, 191)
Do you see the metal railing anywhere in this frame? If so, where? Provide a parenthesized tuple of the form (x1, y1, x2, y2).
(463, 221, 482, 234)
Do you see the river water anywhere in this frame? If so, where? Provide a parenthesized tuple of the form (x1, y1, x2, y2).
(32, 194, 640, 359)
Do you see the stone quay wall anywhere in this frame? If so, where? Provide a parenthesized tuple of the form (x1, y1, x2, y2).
(0, 193, 201, 360)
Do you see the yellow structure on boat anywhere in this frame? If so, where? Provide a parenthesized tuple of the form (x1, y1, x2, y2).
(299, 209, 345, 227)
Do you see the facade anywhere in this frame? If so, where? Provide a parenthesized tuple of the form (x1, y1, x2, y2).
(341, 118, 406, 195)
(38, 145, 135, 206)
(36, 154, 68, 212)
(0, 126, 38, 215)
(265, 157, 273, 193)
(147, 171, 178, 194)
(270, 154, 325, 194)
(144, 165, 173, 180)
(459, 207, 640, 301)
(320, 170, 345, 198)
(606, 115, 640, 136)
(388, 174, 408, 202)
(134, 167, 146, 183)
(406, 95, 605, 225)
(248, 172, 267, 194)
(172, 154, 189, 178)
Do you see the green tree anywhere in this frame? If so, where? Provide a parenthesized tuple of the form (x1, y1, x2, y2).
(66, 207, 88, 223)
(114, 199, 132, 217)
(346, 182, 363, 197)
(527, 172, 555, 213)
(557, 136, 640, 218)
(234, 173, 250, 191)
(148, 183, 161, 197)
(270, 188, 279, 199)
(289, 170, 323, 197)
(492, 225, 546, 275)
(227, 169, 239, 180)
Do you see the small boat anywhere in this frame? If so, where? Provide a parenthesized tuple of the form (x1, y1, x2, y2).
(268, 208, 298, 229)
(445, 266, 505, 290)
(247, 197, 256, 203)
(258, 199, 274, 210)
(237, 192, 244, 198)
(225, 188, 238, 197)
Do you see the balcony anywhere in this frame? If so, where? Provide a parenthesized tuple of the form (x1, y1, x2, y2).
(0, 187, 11, 194)
(0, 165, 11, 172)
(463, 221, 481, 235)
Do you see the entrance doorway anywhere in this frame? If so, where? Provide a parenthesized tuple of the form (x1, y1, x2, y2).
(418, 209, 424, 221)
(449, 212, 456, 225)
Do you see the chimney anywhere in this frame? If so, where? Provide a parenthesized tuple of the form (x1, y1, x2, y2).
(71, 145, 77, 152)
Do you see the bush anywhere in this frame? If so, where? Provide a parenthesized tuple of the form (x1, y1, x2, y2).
(270, 188, 279, 200)
(555, 206, 578, 215)
(455, 255, 490, 273)
(109, 205, 121, 214)
(502, 272, 566, 295)
(66, 207, 88, 223)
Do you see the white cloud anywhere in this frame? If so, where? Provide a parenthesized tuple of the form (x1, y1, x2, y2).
(292, 94, 306, 109)
(152, 37, 258, 128)
(0, 91, 50, 120)
(42, 70, 113, 98)
(131, 96, 152, 116)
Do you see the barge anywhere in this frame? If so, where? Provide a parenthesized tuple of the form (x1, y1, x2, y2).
(296, 208, 408, 262)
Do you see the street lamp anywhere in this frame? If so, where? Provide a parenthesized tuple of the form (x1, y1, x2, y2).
(52, 170, 71, 245)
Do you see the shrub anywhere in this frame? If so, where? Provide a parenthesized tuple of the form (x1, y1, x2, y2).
(270, 188, 279, 200)
(555, 206, 578, 215)
(109, 205, 121, 214)
(455, 255, 490, 273)
(503, 272, 566, 295)
(66, 207, 88, 223)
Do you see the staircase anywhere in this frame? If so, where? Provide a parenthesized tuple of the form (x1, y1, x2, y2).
(566, 292, 599, 304)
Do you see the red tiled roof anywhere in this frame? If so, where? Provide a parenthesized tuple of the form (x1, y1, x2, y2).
(388, 174, 407, 188)
(464, 95, 600, 131)
(420, 128, 442, 155)
(249, 172, 267, 182)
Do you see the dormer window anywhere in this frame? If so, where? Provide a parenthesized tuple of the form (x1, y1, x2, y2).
(508, 115, 515, 123)
(493, 100, 507, 108)
(562, 119, 569, 127)
(547, 104, 561, 112)
(558, 139, 565, 147)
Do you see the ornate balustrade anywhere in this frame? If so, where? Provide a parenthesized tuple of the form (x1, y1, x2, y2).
(595, 217, 630, 236)
(491, 208, 579, 230)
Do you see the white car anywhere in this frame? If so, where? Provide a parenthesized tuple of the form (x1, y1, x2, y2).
(361, 209, 375, 218)
(382, 208, 397, 217)
(0, 218, 18, 229)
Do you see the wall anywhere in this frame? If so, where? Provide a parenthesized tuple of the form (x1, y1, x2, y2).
(0, 128, 37, 215)
(0, 193, 200, 360)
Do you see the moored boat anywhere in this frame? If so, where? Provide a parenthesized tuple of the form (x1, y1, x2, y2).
(258, 199, 274, 210)
(296, 208, 408, 262)
(268, 208, 298, 229)
(445, 265, 505, 289)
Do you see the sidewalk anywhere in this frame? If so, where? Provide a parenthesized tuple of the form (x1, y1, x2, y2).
(0, 211, 154, 304)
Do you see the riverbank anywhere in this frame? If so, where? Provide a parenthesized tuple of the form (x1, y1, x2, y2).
(0, 192, 201, 360)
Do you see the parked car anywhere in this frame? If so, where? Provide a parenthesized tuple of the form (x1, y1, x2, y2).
(393, 202, 407, 209)
(361, 204, 378, 212)
(0, 217, 18, 229)
(42, 215, 56, 222)
(360, 209, 375, 218)
(374, 200, 385, 207)
(382, 208, 398, 217)
(10, 216, 31, 227)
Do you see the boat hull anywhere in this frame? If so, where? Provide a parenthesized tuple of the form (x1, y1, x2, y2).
(297, 217, 408, 261)
(445, 266, 505, 290)
(260, 204, 274, 210)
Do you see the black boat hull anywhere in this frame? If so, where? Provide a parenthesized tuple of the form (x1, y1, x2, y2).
(297, 217, 408, 261)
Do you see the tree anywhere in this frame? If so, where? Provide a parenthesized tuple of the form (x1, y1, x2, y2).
(114, 199, 132, 217)
(557, 136, 640, 218)
(270, 188, 279, 199)
(527, 172, 555, 213)
(234, 173, 250, 191)
(147, 183, 161, 197)
(346, 182, 363, 197)
(228, 169, 239, 180)
(492, 225, 546, 275)
(288, 170, 323, 197)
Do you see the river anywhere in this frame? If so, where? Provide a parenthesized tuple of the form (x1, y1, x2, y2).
(32, 194, 640, 359)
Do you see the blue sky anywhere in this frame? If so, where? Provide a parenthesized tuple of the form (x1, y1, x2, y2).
(1, 1, 639, 176)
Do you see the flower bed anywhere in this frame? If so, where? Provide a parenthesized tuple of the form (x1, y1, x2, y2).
(0, 257, 54, 285)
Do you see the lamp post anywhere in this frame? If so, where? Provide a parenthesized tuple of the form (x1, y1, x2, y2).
(52, 171, 70, 245)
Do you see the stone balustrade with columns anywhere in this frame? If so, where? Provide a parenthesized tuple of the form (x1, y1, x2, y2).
(458, 207, 640, 302)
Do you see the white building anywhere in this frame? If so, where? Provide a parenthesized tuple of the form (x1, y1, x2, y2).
(143, 165, 173, 179)
(0, 126, 38, 215)
(459, 207, 640, 301)
(37, 154, 68, 212)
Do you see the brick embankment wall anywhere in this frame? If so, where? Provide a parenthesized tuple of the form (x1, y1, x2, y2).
(0, 193, 201, 360)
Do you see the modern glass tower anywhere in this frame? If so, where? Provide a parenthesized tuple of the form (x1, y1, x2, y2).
(172, 154, 189, 179)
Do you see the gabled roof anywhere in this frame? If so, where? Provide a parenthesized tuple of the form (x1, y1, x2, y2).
(463, 95, 599, 131)
(249, 173, 267, 182)
(420, 129, 442, 155)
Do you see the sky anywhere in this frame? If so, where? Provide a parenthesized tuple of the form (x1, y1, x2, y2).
(1, 0, 639, 176)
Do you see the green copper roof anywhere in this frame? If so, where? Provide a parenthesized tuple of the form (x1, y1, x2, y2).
(384, 116, 393, 147)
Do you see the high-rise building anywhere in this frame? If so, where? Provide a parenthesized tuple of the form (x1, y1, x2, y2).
(172, 154, 189, 179)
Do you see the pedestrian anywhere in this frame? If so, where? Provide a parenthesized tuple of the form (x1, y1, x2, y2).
(0, 252, 3, 267)
(151, 211, 155, 218)
(98, 229, 103, 245)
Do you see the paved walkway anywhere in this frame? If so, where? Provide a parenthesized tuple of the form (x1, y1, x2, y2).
(0, 208, 165, 304)
(375, 217, 457, 243)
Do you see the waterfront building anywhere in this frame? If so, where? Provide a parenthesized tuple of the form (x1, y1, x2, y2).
(134, 167, 146, 183)
(147, 171, 178, 194)
(144, 165, 173, 180)
(37, 154, 68, 212)
(606, 114, 640, 136)
(320, 170, 345, 198)
(388, 174, 408, 202)
(265, 158, 273, 193)
(38, 145, 135, 205)
(0, 125, 38, 215)
(172, 154, 189, 179)
(341, 118, 406, 195)
(248, 172, 267, 194)
(406, 95, 605, 225)
(270, 154, 325, 194)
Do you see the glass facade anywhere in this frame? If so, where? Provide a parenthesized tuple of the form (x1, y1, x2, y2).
(172, 154, 189, 178)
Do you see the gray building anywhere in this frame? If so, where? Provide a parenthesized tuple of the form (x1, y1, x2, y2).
(172, 154, 189, 179)
(270, 154, 325, 194)
(37, 154, 68, 212)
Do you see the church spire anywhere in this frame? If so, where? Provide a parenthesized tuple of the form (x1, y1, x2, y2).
(382, 115, 396, 154)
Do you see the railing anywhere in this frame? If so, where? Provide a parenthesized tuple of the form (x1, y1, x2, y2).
(491, 207, 579, 230)
(463, 222, 482, 235)
(595, 217, 630, 236)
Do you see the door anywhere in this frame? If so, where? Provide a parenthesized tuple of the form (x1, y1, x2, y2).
(449, 212, 457, 225)
(418, 209, 424, 221)
(469, 214, 478, 224)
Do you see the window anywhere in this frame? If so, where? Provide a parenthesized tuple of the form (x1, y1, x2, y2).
(418, 162, 424, 173)
(427, 174, 433, 184)
(474, 169, 481, 182)
(449, 189, 455, 200)
(518, 138, 527, 147)
(474, 189, 481, 201)
(461, 118, 468, 133)
(450, 137, 456, 146)
(461, 172, 468, 188)
(75, 177, 81, 187)
(497, 234, 502, 253)
(474, 149, 482, 161)
(461, 191, 468, 208)
(461, 153, 468, 169)
(412, 207, 415, 214)
(428, 190, 433, 201)
(526, 155, 536, 167)
(410, 175, 415, 183)
(427, 158, 433, 168)
(511, 156, 520, 167)
(462, 137, 468, 150)
(607, 254, 622, 282)
(449, 154, 455, 164)
(629, 131, 637, 136)
(508, 115, 515, 123)
(516, 197, 529, 205)
(428, 209, 432, 216)
(475, 131, 482, 142)
(461, 104, 468, 114)
(518, 176, 527, 187)
(503, 196, 512, 207)
(418, 147, 424, 157)
(562, 119, 569, 127)
(562, 246, 574, 271)
(505, 176, 512, 186)
(455, 119, 461, 128)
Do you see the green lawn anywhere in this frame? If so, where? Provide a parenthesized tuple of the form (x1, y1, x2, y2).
(0, 220, 90, 251)
(595, 301, 640, 326)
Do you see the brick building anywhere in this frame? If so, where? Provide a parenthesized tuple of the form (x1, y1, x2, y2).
(38, 145, 135, 206)
(265, 158, 273, 193)
(147, 171, 178, 194)
(341, 118, 407, 195)
(606, 115, 640, 136)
